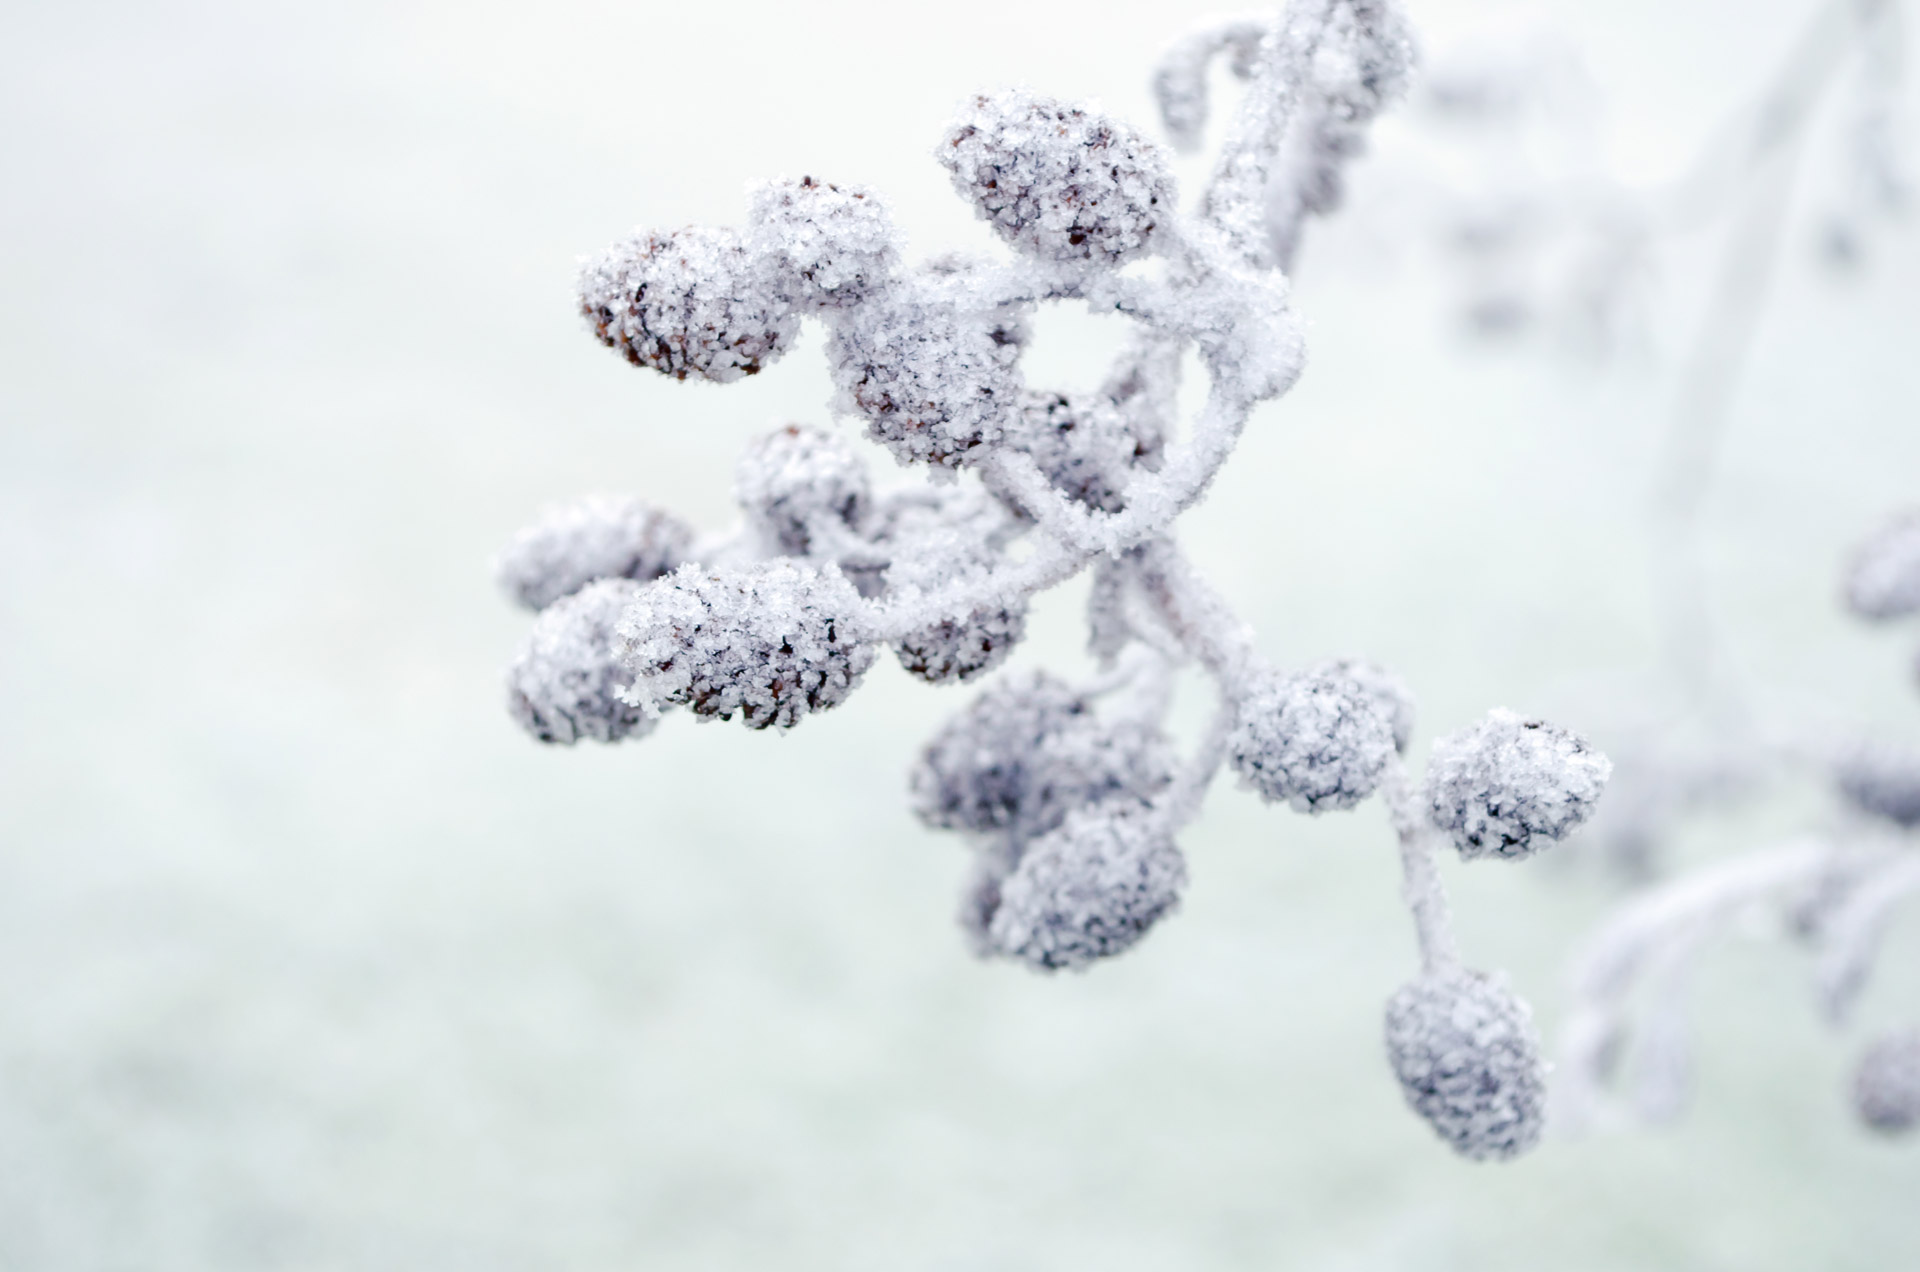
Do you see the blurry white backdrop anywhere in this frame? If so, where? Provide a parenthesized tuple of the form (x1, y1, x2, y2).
(4, 0, 1920, 1267)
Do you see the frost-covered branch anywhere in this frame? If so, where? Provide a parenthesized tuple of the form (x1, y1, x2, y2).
(493, 0, 1614, 1163)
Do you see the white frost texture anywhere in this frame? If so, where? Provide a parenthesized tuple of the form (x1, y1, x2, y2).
(494, 494, 692, 611)
(1425, 709, 1612, 860)
(616, 562, 875, 731)
(1384, 969, 1547, 1161)
(507, 579, 656, 745)
(733, 425, 872, 557)
(579, 226, 798, 382)
(910, 672, 1173, 847)
(496, 0, 1605, 1163)
(1228, 666, 1398, 813)
(985, 806, 1188, 972)
(937, 89, 1174, 266)
(749, 176, 899, 309)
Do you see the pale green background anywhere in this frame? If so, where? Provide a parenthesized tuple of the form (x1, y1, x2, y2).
(4, 0, 1919, 1267)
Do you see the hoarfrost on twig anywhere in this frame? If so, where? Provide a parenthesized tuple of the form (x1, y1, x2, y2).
(497, 0, 1607, 1160)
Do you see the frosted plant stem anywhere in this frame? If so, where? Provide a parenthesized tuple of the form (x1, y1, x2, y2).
(1203, 0, 1340, 267)
(1651, 0, 1891, 719)
(1134, 535, 1257, 684)
(1381, 755, 1461, 975)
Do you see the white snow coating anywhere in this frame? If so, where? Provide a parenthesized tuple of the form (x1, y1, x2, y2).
(494, 494, 692, 611)
(1425, 708, 1612, 861)
(1228, 665, 1397, 813)
(578, 225, 799, 382)
(891, 600, 1029, 687)
(506, 578, 657, 745)
(938, 90, 1174, 268)
(732, 424, 873, 558)
(1384, 968, 1547, 1161)
(825, 280, 1022, 470)
(984, 805, 1188, 972)
(1310, 655, 1416, 753)
(615, 561, 875, 731)
(502, 0, 1595, 1158)
(749, 176, 899, 309)
(909, 672, 1173, 848)
(1853, 1029, 1920, 1135)
(1845, 509, 1920, 620)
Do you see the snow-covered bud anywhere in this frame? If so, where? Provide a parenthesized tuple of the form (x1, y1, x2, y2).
(1852, 1029, 1920, 1135)
(748, 176, 899, 308)
(984, 805, 1188, 971)
(828, 290, 1019, 468)
(894, 603, 1029, 686)
(733, 424, 871, 556)
(578, 225, 797, 382)
(1845, 511, 1920, 621)
(1384, 968, 1547, 1161)
(911, 671, 1173, 843)
(1228, 666, 1396, 813)
(938, 89, 1175, 267)
(1007, 390, 1158, 514)
(1308, 656, 1416, 753)
(494, 494, 692, 611)
(506, 579, 656, 745)
(1834, 741, 1920, 829)
(1312, 0, 1417, 124)
(1426, 708, 1612, 860)
(616, 561, 875, 731)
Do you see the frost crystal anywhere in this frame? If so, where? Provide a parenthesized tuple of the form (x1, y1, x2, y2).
(1384, 968, 1547, 1161)
(1228, 666, 1397, 813)
(733, 425, 872, 557)
(578, 226, 798, 382)
(1426, 708, 1612, 860)
(1845, 511, 1920, 621)
(749, 176, 898, 309)
(494, 494, 692, 612)
(938, 90, 1174, 266)
(1834, 741, 1920, 829)
(507, 579, 656, 745)
(616, 561, 874, 731)
(984, 805, 1188, 971)
(1853, 1030, 1920, 1135)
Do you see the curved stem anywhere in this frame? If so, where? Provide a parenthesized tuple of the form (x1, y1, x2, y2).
(1381, 755, 1461, 975)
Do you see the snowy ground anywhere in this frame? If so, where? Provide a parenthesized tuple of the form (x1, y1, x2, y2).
(4, 0, 1920, 1267)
